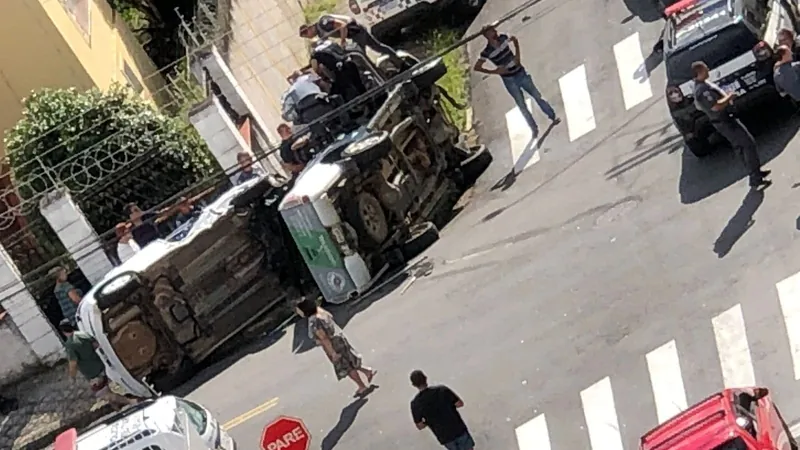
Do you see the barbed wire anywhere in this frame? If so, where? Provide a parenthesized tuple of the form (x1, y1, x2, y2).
(0, 0, 541, 302)
(0, 4, 317, 228)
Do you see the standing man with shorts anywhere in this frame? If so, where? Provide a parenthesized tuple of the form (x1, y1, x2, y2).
(59, 320, 140, 410)
(410, 370, 475, 450)
(299, 14, 407, 69)
(691, 61, 771, 188)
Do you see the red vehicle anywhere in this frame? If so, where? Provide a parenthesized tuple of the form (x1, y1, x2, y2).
(640, 388, 797, 450)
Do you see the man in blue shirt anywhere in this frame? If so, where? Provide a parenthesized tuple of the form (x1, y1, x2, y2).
(474, 25, 560, 136)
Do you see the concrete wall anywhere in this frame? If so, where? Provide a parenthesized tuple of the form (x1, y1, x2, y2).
(225, 0, 309, 136)
(0, 315, 40, 384)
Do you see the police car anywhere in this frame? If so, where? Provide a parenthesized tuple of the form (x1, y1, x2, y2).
(662, 0, 798, 157)
(53, 396, 235, 450)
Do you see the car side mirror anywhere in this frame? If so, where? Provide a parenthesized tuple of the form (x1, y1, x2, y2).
(753, 387, 769, 400)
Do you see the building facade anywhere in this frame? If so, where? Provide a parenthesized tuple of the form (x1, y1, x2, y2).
(0, 0, 164, 386)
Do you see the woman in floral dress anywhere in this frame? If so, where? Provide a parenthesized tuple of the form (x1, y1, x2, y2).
(296, 297, 377, 396)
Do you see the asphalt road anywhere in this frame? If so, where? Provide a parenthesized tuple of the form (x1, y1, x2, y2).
(182, 0, 800, 449)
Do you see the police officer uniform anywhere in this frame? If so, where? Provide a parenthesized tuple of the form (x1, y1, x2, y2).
(315, 14, 407, 69)
(311, 40, 366, 104)
(693, 80, 768, 187)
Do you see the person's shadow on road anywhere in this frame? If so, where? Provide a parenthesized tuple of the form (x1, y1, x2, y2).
(320, 397, 370, 450)
(713, 187, 767, 258)
(621, 0, 664, 23)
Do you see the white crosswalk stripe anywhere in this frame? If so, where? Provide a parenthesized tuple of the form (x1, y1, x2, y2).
(515, 414, 551, 450)
(712, 303, 756, 388)
(505, 99, 540, 173)
(558, 64, 596, 142)
(512, 268, 800, 449)
(580, 377, 625, 450)
(776, 272, 800, 380)
(613, 32, 653, 110)
(645, 339, 688, 424)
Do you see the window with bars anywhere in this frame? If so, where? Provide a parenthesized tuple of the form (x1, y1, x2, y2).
(123, 61, 144, 94)
(59, 0, 91, 39)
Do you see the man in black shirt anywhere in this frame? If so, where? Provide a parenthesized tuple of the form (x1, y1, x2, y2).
(124, 203, 162, 248)
(278, 123, 312, 175)
(299, 14, 407, 69)
(311, 39, 367, 104)
(691, 61, 770, 188)
(410, 370, 474, 450)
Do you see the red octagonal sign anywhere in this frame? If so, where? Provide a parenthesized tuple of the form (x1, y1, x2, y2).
(261, 415, 311, 450)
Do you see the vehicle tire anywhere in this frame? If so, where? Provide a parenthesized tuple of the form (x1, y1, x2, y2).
(95, 272, 144, 310)
(410, 57, 448, 89)
(459, 145, 493, 187)
(401, 222, 439, 261)
(685, 136, 713, 158)
(342, 130, 392, 170)
(346, 192, 390, 249)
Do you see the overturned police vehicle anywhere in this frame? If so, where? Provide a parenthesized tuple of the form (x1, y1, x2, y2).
(279, 52, 492, 304)
(76, 176, 312, 395)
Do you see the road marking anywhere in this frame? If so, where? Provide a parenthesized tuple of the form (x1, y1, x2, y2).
(712, 304, 756, 388)
(515, 413, 551, 450)
(613, 32, 653, 110)
(222, 397, 280, 430)
(558, 65, 596, 142)
(646, 340, 688, 424)
(580, 377, 624, 450)
(505, 99, 540, 172)
(777, 272, 800, 380)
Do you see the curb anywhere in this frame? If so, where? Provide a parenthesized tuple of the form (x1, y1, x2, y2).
(18, 403, 115, 450)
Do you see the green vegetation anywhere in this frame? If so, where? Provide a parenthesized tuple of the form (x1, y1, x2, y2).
(422, 28, 470, 130)
(5, 84, 221, 234)
(302, 0, 339, 23)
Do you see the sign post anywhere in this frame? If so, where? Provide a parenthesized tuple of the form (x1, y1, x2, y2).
(261, 416, 311, 450)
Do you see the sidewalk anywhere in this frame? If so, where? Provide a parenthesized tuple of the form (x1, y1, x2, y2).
(0, 364, 114, 450)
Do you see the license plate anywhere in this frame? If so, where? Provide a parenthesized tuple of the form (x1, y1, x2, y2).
(722, 81, 741, 94)
(380, 0, 398, 11)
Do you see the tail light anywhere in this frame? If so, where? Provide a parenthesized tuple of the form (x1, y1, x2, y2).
(349, 0, 362, 14)
(666, 86, 684, 103)
(753, 41, 773, 61)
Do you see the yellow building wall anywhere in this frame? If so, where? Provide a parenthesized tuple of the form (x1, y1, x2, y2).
(0, 0, 165, 161)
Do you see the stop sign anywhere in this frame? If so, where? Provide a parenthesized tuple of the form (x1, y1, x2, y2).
(261, 416, 311, 450)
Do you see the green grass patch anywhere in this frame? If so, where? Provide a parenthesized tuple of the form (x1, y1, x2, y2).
(422, 28, 470, 131)
(302, 0, 339, 23)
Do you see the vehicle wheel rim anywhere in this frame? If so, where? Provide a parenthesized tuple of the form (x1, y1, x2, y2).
(359, 196, 386, 241)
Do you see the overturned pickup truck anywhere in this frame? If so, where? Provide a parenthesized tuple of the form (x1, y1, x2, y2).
(76, 176, 311, 396)
(279, 51, 492, 304)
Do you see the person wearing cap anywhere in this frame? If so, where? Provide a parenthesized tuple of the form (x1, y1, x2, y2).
(51, 266, 82, 327)
(299, 15, 407, 69)
(59, 319, 140, 409)
(691, 61, 770, 188)
(474, 24, 560, 137)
